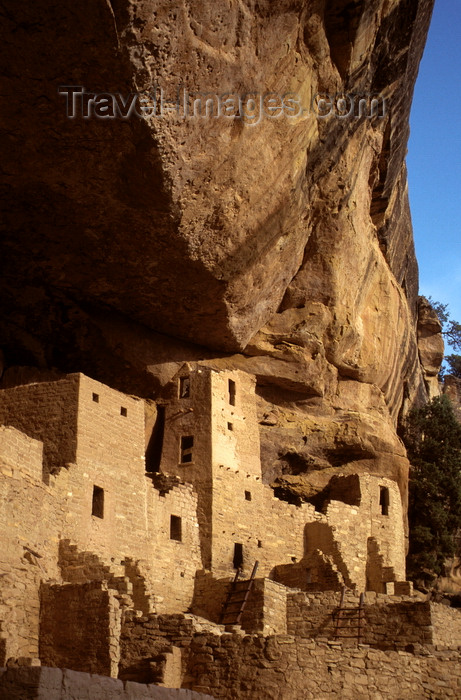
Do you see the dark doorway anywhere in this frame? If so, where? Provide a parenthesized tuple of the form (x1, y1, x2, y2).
(170, 515, 182, 542)
(92, 485, 104, 519)
(233, 542, 243, 570)
(379, 486, 389, 516)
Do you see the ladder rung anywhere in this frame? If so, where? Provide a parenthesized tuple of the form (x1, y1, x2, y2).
(225, 602, 246, 608)
(219, 561, 259, 625)
(230, 592, 250, 598)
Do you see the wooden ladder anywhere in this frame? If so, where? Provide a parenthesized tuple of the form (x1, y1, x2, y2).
(219, 561, 259, 626)
(333, 587, 365, 644)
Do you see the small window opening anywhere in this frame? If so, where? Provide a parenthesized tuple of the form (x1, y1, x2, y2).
(180, 435, 194, 463)
(92, 393, 99, 403)
(170, 515, 182, 541)
(233, 542, 244, 570)
(179, 376, 190, 399)
(258, 540, 262, 548)
(228, 379, 236, 406)
(379, 486, 390, 516)
(92, 486, 104, 519)
(244, 490, 252, 501)
(227, 422, 233, 431)
(120, 406, 127, 417)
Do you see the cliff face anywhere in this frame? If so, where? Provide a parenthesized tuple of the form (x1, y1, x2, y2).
(0, 1, 439, 502)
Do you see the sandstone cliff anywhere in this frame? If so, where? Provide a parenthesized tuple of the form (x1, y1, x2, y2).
(0, 1, 440, 505)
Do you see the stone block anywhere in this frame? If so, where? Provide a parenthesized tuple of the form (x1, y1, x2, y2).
(0, 667, 62, 700)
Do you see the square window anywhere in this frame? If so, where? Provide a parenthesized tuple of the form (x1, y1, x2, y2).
(170, 515, 182, 541)
(92, 485, 104, 519)
(227, 422, 233, 431)
(180, 435, 194, 464)
(120, 406, 127, 417)
(245, 490, 252, 501)
(92, 393, 99, 403)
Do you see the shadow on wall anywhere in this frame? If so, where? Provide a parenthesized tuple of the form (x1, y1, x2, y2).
(145, 404, 165, 474)
(191, 570, 231, 623)
(366, 537, 391, 594)
(272, 521, 353, 592)
(58, 540, 115, 584)
(122, 559, 151, 615)
(57, 540, 151, 613)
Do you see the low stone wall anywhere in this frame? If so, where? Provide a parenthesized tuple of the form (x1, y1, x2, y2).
(0, 667, 214, 700)
(286, 590, 461, 650)
(119, 612, 222, 685)
(119, 614, 193, 684)
(430, 602, 461, 647)
(120, 596, 461, 688)
(180, 633, 461, 699)
(100, 610, 461, 698)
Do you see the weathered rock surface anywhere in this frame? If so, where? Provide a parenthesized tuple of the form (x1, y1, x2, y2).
(0, 1, 440, 500)
(417, 296, 444, 398)
(444, 375, 461, 424)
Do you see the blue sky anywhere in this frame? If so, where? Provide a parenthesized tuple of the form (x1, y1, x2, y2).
(407, 0, 461, 338)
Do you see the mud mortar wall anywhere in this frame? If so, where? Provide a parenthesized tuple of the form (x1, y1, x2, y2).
(120, 612, 461, 699)
(181, 634, 461, 700)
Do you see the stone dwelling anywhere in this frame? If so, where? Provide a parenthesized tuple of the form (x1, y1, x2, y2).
(0, 366, 409, 672)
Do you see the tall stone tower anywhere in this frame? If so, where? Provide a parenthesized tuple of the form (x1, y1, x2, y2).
(158, 365, 261, 569)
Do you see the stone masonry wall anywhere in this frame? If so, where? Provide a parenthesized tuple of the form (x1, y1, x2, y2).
(325, 475, 406, 592)
(157, 367, 407, 592)
(120, 612, 223, 685)
(210, 463, 319, 579)
(0, 376, 80, 479)
(70, 374, 149, 564)
(0, 427, 59, 664)
(210, 369, 261, 478)
(274, 548, 345, 592)
(192, 576, 287, 636)
(40, 582, 121, 677)
(76, 373, 146, 469)
(241, 579, 287, 635)
(191, 572, 231, 624)
(286, 590, 461, 651)
(180, 633, 461, 699)
(0, 375, 203, 663)
(208, 466, 404, 592)
(430, 602, 461, 648)
(119, 613, 461, 699)
(147, 483, 203, 614)
(159, 367, 213, 568)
